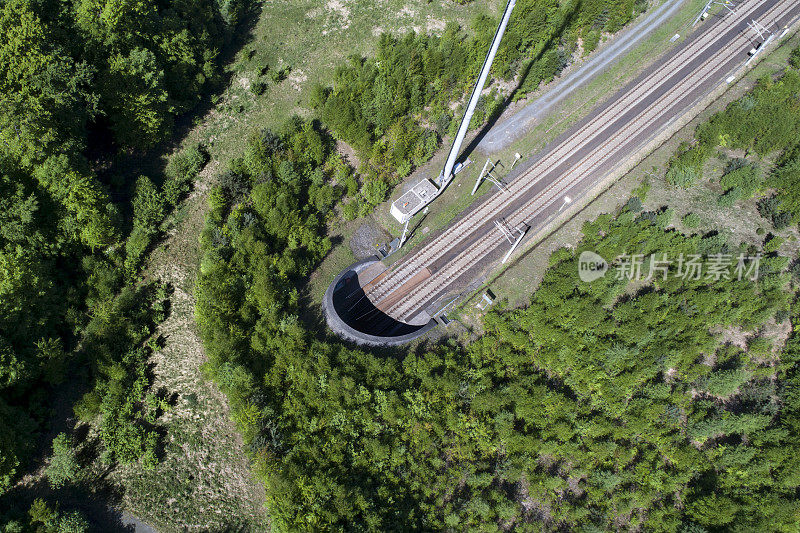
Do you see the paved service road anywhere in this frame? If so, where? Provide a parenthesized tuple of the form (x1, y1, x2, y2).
(365, 0, 800, 325)
(479, 0, 689, 151)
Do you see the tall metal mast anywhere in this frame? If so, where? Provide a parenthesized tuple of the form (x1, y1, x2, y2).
(390, 0, 517, 248)
(437, 0, 517, 192)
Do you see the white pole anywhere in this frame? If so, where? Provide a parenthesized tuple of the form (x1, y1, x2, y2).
(502, 227, 527, 264)
(399, 219, 410, 247)
(439, 0, 517, 190)
(472, 158, 493, 196)
(748, 20, 765, 40)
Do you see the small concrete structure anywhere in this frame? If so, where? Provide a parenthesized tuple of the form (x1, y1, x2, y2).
(323, 257, 437, 346)
(476, 293, 494, 311)
(390, 179, 438, 223)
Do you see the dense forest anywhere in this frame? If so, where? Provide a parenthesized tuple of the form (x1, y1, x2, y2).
(4, 0, 800, 528)
(0, 0, 244, 526)
(315, 0, 647, 216)
(196, 180, 800, 528)
(0, 0, 650, 524)
(193, 45, 800, 531)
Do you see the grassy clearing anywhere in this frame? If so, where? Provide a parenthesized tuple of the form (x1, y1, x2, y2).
(104, 175, 270, 530)
(184, 0, 505, 165)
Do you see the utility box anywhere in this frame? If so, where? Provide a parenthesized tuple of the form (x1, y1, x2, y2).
(390, 179, 438, 223)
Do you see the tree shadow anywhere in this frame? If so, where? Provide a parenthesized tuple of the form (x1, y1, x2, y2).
(95, 2, 262, 208)
(1, 435, 133, 531)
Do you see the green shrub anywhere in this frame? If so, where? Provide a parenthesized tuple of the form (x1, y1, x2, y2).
(687, 494, 739, 527)
(682, 212, 701, 228)
(251, 80, 267, 95)
(28, 499, 89, 533)
(583, 29, 601, 54)
(342, 202, 359, 221)
(632, 178, 652, 202)
(748, 337, 772, 358)
(548, 246, 572, 266)
(208, 187, 229, 224)
(654, 207, 674, 228)
(758, 196, 792, 229)
(717, 187, 741, 207)
(700, 368, 751, 397)
(124, 226, 152, 275)
(56, 512, 90, 533)
(132, 176, 164, 232)
(361, 180, 389, 206)
(763, 234, 784, 253)
(791, 45, 800, 69)
(624, 196, 642, 213)
(270, 67, 288, 83)
(719, 163, 760, 202)
(46, 433, 80, 489)
(163, 144, 206, 206)
(665, 144, 708, 188)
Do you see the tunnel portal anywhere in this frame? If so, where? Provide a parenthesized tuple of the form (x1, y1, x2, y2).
(323, 257, 437, 346)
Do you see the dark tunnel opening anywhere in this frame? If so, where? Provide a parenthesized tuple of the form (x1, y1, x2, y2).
(323, 258, 437, 346)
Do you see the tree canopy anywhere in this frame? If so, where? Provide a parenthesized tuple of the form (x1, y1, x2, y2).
(195, 118, 800, 529)
(0, 0, 236, 507)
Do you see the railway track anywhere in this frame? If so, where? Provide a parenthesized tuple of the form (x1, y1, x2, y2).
(388, 0, 797, 320)
(363, 31, 721, 304)
(364, 0, 760, 304)
(366, 0, 800, 323)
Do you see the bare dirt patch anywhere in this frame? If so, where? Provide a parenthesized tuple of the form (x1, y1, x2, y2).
(336, 139, 361, 169)
(288, 68, 308, 92)
(322, 0, 352, 34)
(350, 222, 391, 258)
(426, 16, 446, 33)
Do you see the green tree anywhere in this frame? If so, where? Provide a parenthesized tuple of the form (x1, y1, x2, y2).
(0, 0, 97, 165)
(46, 433, 80, 489)
(102, 48, 170, 149)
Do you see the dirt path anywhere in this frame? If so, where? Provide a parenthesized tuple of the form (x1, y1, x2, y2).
(109, 168, 270, 531)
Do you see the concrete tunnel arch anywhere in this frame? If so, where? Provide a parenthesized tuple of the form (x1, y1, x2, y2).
(323, 257, 437, 346)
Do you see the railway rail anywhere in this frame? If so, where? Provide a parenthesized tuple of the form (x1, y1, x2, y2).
(365, 0, 800, 324)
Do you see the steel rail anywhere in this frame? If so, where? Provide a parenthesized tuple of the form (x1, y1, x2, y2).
(386, 0, 797, 320)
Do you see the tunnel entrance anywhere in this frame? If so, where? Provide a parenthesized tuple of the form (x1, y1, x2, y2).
(323, 257, 437, 346)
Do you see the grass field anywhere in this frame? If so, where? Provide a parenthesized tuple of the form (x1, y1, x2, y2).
(184, 0, 506, 163)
